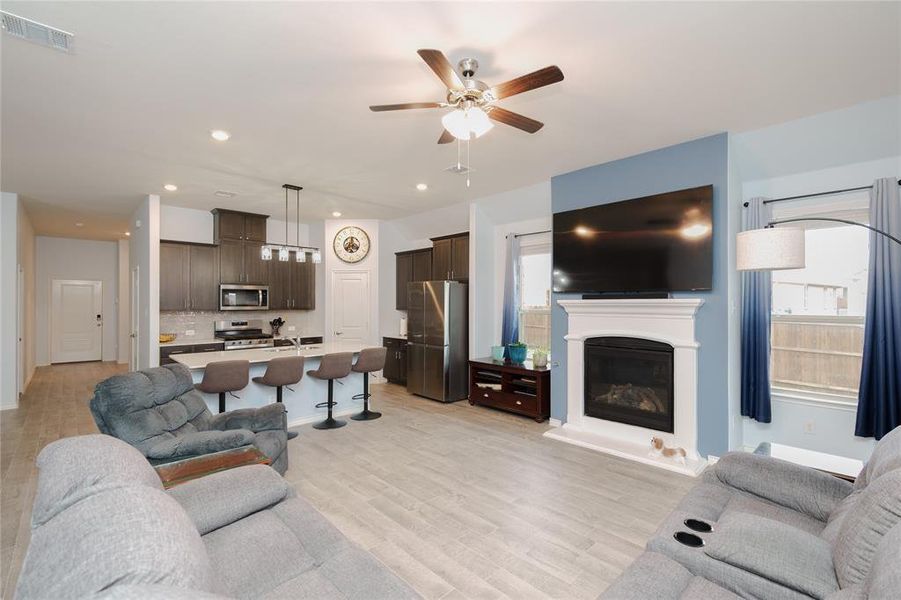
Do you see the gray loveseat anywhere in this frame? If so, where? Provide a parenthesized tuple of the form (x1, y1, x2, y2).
(15, 434, 419, 599)
(90, 363, 289, 474)
(602, 427, 901, 599)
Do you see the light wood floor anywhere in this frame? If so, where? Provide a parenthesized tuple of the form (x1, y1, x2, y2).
(1, 363, 694, 599)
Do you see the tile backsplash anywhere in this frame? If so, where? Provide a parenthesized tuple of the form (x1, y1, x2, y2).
(160, 310, 322, 340)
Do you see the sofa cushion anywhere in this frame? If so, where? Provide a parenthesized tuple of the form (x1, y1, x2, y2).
(863, 523, 901, 598)
(704, 512, 838, 599)
(599, 551, 741, 600)
(833, 469, 901, 587)
(168, 464, 291, 535)
(853, 424, 901, 490)
(31, 434, 162, 527)
(16, 486, 214, 599)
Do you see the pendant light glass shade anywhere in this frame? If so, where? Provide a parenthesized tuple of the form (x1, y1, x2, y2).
(312, 250, 322, 264)
(278, 247, 290, 262)
(296, 250, 306, 263)
(441, 106, 494, 140)
(261, 246, 272, 261)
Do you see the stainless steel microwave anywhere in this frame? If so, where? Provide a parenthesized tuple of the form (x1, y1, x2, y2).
(219, 284, 269, 311)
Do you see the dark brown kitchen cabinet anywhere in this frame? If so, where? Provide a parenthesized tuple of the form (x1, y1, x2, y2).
(383, 337, 407, 385)
(160, 243, 190, 311)
(395, 248, 432, 310)
(160, 342, 225, 365)
(269, 252, 315, 310)
(212, 209, 268, 242)
(160, 242, 219, 311)
(430, 232, 468, 281)
(218, 240, 269, 285)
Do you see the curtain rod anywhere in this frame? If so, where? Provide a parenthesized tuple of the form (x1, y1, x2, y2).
(743, 179, 900, 208)
(508, 229, 551, 238)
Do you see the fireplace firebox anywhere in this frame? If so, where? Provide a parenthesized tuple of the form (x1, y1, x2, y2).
(584, 337, 674, 433)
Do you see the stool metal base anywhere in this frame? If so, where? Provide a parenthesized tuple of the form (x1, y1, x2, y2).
(351, 409, 382, 421)
(313, 417, 347, 430)
(287, 430, 299, 440)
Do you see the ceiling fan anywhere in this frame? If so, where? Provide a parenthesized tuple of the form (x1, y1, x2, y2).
(369, 49, 563, 144)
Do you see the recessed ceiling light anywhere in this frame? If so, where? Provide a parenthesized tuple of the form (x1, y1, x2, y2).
(163, 183, 178, 191)
(124, 231, 131, 237)
(416, 183, 428, 191)
(75, 222, 84, 227)
(210, 129, 231, 141)
(332, 211, 342, 217)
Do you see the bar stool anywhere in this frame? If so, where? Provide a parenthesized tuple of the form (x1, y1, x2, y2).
(195, 360, 250, 414)
(306, 352, 354, 430)
(252, 356, 304, 440)
(350, 347, 386, 421)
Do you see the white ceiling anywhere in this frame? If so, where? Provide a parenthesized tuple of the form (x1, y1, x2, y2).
(2, 1, 898, 240)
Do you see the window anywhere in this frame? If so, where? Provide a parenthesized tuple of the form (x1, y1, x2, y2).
(769, 191, 869, 402)
(518, 233, 552, 353)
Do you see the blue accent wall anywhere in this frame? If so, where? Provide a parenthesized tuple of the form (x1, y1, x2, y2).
(550, 133, 731, 457)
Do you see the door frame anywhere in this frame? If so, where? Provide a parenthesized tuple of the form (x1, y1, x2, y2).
(50, 279, 103, 364)
(130, 266, 139, 371)
(326, 269, 371, 344)
(17, 265, 25, 398)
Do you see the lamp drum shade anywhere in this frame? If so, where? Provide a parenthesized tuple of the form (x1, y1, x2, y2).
(736, 227, 805, 271)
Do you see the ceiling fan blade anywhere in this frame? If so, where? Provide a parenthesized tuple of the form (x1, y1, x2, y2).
(417, 49, 464, 90)
(437, 129, 455, 144)
(487, 107, 544, 133)
(489, 66, 564, 100)
(369, 102, 443, 112)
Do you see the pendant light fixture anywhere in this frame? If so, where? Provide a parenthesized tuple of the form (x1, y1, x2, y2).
(261, 184, 322, 263)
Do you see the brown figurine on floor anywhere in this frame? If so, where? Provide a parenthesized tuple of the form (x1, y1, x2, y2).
(650, 437, 687, 465)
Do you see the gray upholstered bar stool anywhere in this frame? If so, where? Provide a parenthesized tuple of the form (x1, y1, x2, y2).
(350, 347, 387, 421)
(195, 360, 250, 414)
(306, 352, 354, 430)
(252, 356, 304, 440)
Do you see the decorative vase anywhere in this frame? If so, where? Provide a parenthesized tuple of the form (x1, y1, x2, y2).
(507, 345, 528, 364)
(491, 345, 505, 362)
(532, 351, 548, 368)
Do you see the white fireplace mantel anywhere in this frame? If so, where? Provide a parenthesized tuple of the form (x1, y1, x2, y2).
(545, 298, 707, 476)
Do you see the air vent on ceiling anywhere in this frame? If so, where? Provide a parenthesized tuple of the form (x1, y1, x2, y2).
(1, 11, 73, 52)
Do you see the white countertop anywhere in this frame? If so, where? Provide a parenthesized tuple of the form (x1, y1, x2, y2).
(172, 340, 367, 370)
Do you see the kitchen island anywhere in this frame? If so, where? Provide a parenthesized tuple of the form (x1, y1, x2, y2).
(173, 341, 369, 428)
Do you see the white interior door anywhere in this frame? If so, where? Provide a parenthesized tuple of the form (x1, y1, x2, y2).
(130, 266, 139, 371)
(330, 270, 370, 344)
(51, 279, 103, 363)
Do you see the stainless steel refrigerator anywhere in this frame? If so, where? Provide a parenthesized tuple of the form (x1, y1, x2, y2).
(406, 281, 468, 403)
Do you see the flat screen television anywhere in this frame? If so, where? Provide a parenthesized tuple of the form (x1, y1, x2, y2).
(553, 185, 713, 294)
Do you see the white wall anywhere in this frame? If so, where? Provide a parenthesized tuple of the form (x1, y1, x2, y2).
(469, 204, 494, 358)
(734, 96, 901, 460)
(17, 201, 36, 391)
(130, 195, 160, 369)
(35, 237, 120, 364)
(117, 240, 129, 364)
(323, 220, 380, 346)
(1, 194, 19, 409)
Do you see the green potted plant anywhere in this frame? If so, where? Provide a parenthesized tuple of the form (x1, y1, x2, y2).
(532, 347, 549, 368)
(506, 342, 528, 364)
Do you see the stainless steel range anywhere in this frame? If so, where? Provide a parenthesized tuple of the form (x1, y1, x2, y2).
(214, 319, 274, 350)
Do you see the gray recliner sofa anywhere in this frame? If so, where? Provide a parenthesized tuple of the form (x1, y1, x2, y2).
(90, 363, 289, 474)
(602, 426, 901, 599)
(15, 434, 419, 599)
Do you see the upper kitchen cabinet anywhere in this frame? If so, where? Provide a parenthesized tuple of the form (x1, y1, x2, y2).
(218, 239, 269, 285)
(160, 241, 219, 311)
(212, 209, 268, 242)
(430, 233, 468, 281)
(395, 248, 432, 310)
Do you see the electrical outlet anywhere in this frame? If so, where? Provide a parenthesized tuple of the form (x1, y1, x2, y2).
(287, 325, 296, 332)
(185, 329, 195, 336)
(803, 421, 815, 435)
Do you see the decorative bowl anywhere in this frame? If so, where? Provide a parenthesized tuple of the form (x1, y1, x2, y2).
(159, 333, 177, 344)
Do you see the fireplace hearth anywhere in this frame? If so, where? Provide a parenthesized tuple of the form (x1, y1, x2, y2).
(584, 337, 674, 433)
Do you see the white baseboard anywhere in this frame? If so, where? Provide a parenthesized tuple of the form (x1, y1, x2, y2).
(548, 418, 562, 427)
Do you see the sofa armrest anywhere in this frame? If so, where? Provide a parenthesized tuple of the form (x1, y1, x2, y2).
(714, 452, 852, 521)
(704, 512, 838, 599)
(146, 430, 255, 461)
(209, 402, 287, 433)
(167, 464, 291, 535)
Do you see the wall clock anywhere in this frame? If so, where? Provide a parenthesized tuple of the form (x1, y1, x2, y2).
(333, 226, 371, 263)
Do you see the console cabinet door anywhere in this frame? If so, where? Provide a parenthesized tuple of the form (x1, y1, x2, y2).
(432, 239, 452, 280)
(160, 243, 190, 310)
(189, 245, 219, 310)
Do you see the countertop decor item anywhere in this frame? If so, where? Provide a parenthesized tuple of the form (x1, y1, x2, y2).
(532, 349, 548, 368)
(159, 333, 176, 343)
(269, 317, 285, 336)
(491, 345, 505, 362)
(506, 342, 528, 364)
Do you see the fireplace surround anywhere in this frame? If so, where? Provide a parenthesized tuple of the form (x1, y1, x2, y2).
(545, 298, 706, 476)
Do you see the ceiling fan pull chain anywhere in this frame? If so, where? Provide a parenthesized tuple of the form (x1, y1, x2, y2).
(466, 139, 471, 188)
